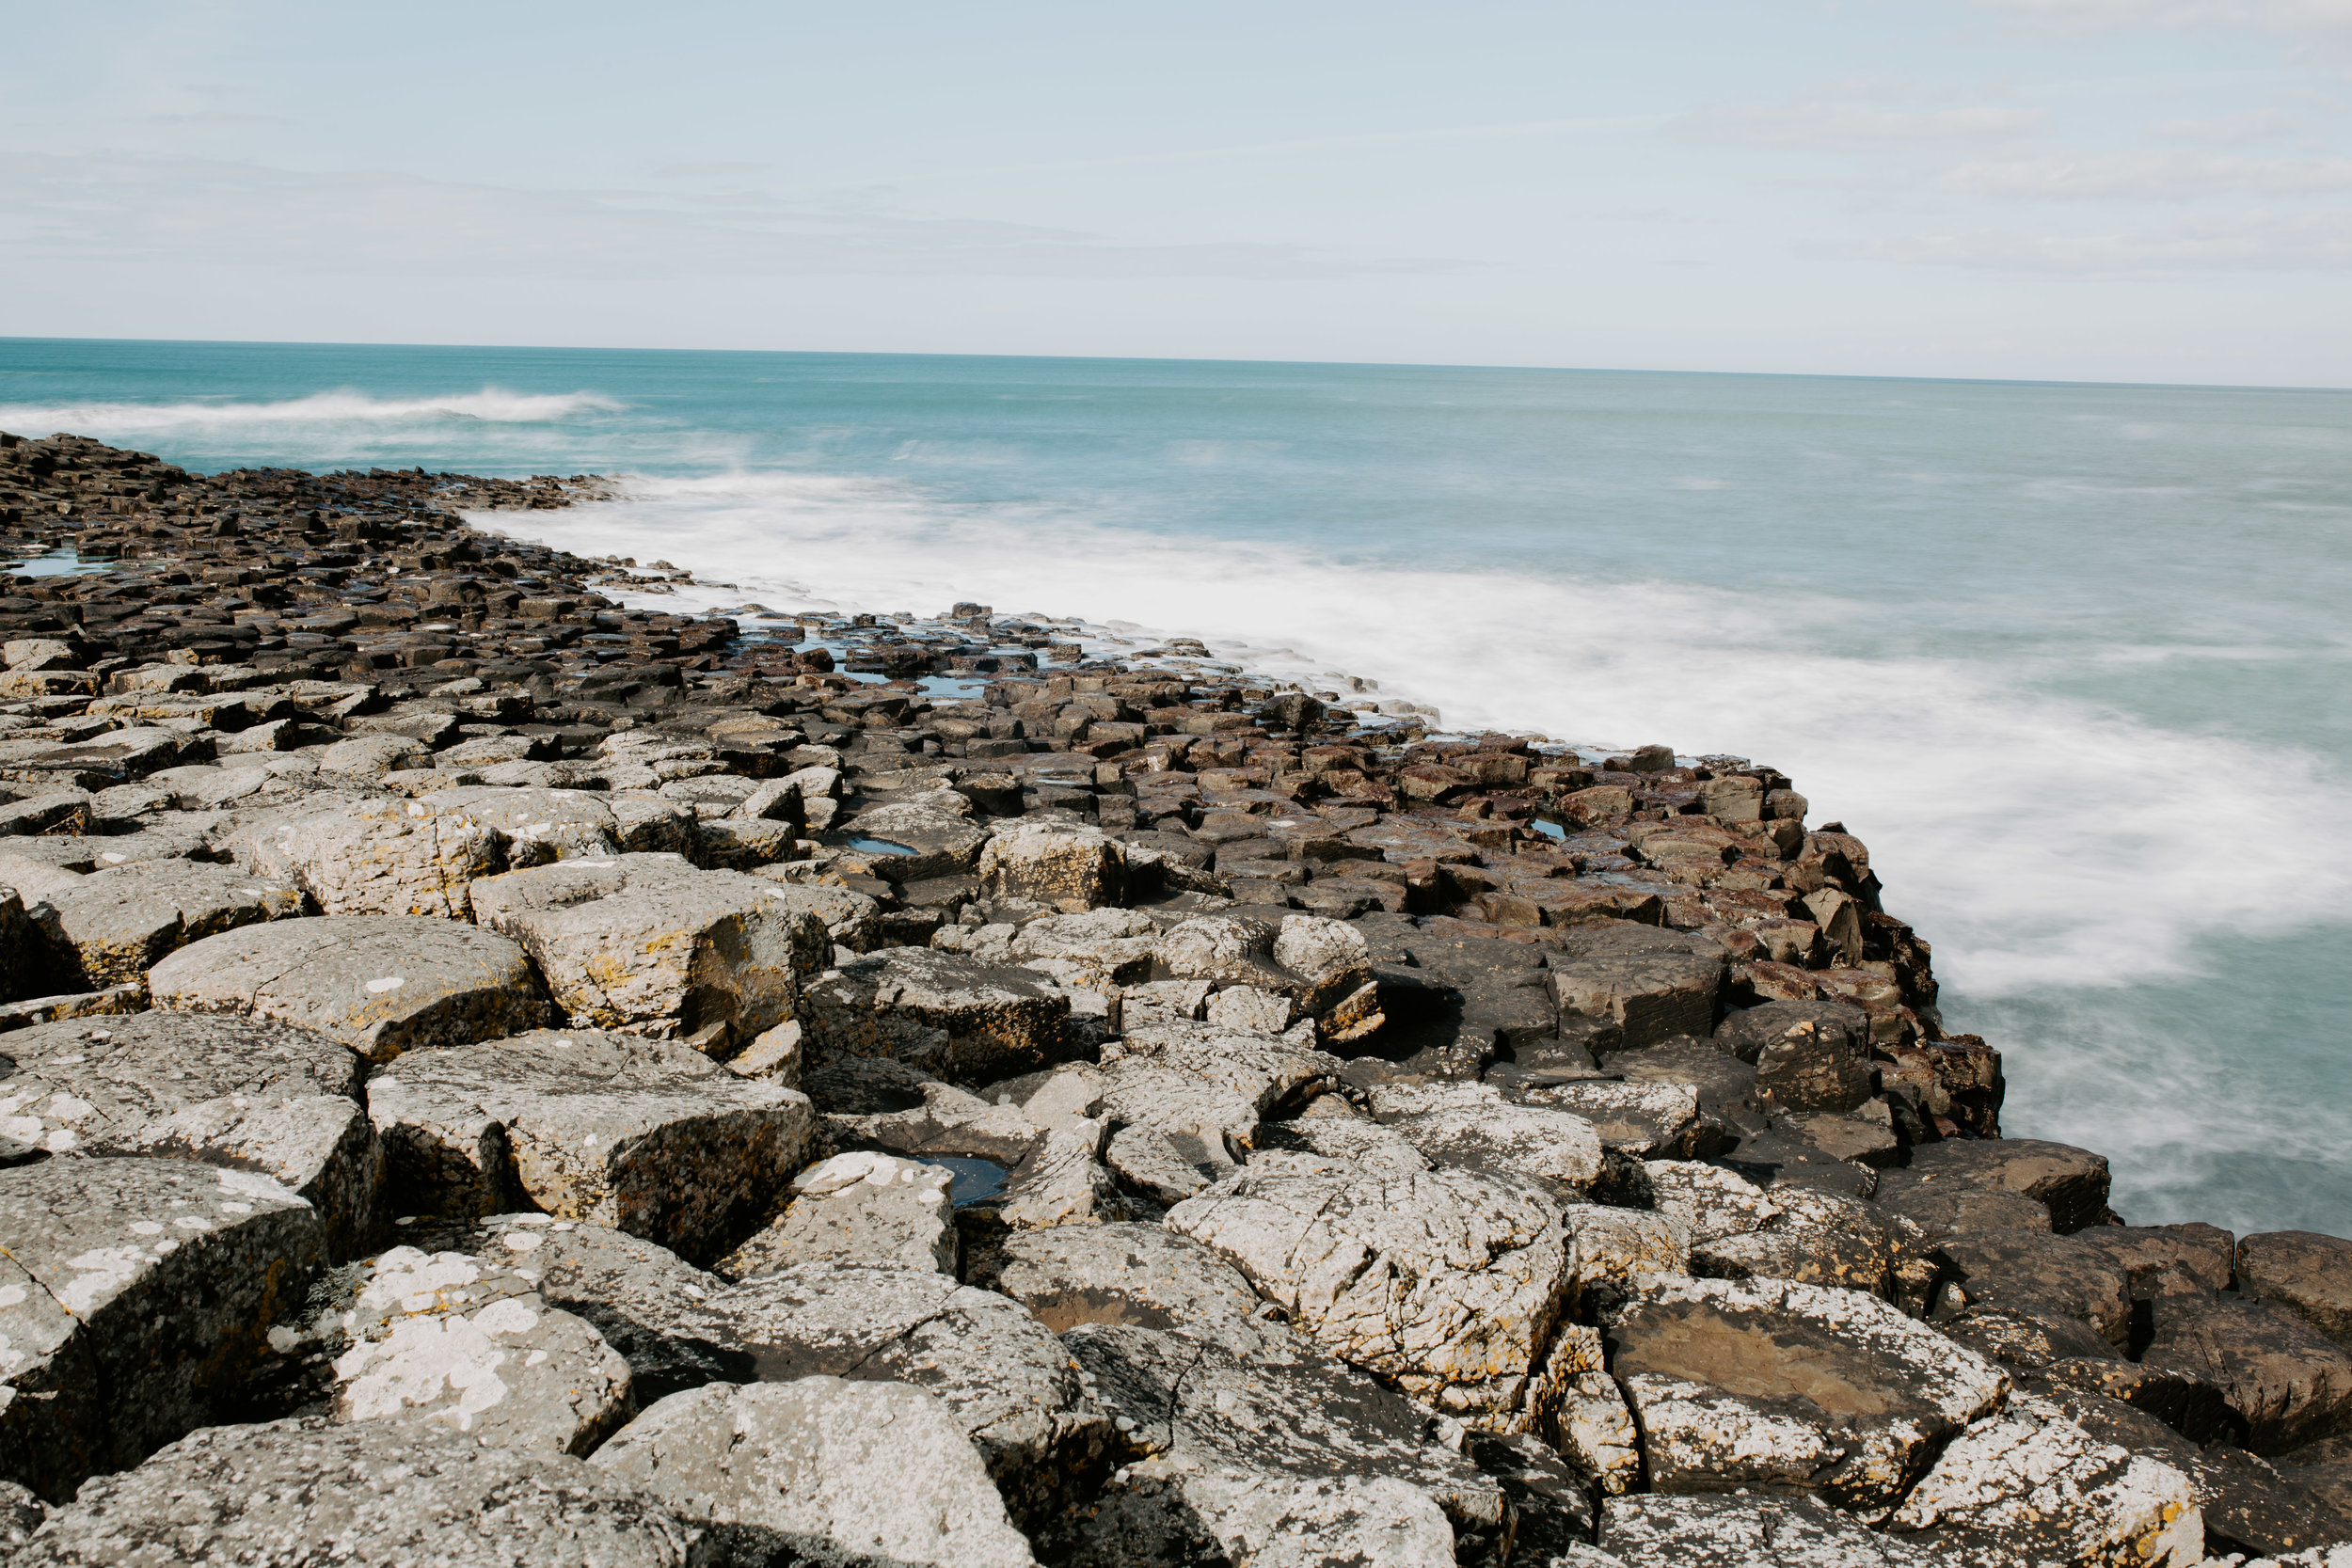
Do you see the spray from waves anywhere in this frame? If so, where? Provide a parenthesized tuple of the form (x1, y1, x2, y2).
(0, 388, 622, 440)
(494, 467, 2352, 1006)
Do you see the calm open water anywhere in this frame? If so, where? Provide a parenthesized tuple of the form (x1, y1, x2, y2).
(5, 337, 2347, 1236)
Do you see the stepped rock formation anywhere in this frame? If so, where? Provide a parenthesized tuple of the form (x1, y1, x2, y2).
(1, 428, 2349, 1564)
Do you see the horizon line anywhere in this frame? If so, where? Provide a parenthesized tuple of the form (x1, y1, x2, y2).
(1, 332, 2346, 399)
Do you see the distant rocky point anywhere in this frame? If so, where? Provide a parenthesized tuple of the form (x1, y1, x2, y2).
(0, 427, 2347, 1565)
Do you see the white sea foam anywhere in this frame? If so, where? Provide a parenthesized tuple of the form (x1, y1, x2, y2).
(485, 467, 2352, 1011)
(0, 387, 620, 438)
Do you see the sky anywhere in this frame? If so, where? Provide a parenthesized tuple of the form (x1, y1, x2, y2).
(3, 0, 2349, 384)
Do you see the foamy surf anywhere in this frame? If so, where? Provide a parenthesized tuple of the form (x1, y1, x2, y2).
(0, 387, 622, 440)
(485, 465, 2352, 1231)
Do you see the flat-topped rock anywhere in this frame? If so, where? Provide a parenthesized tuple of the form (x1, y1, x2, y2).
(15, 1415, 705, 1567)
(802, 945, 1074, 1084)
(148, 913, 546, 1062)
(708, 1260, 1109, 1530)
(1603, 1273, 2010, 1511)
(369, 1027, 812, 1266)
(0, 1156, 325, 1502)
(1055, 1321, 1505, 1567)
(712, 1149, 955, 1278)
(1165, 1148, 1571, 1426)
(24, 860, 305, 990)
(592, 1377, 1037, 1568)
(425, 1213, 752, 1401)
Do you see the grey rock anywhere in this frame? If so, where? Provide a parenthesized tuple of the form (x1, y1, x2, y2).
(968, 1220, 1292, 1361)
(469, 853, 827, 1050)
(1166, 1148, 1571, 1426)
(1366, 1078, 1604, 1197)
(149, 913, 548, 1063)
(1884, 1389, 2203, 1567)
(326, 1243, 633, 1454)
(1506, 1075, 1711, 1158)
(748, 877, 886, 952)
(708, 1260, 1110, 1530)
(713, 1150, 955, 1279)
(15, 1415, 709, 1566)
(1051, 1321, 1505, 1568)
(99, 1094, 382, 1261)
(1647, 1158, 1931, 1304)
(1599, 1492, 1933, 1567)
(369, 1028, 813, 1267)
(231, 793, 501, 917)
(590, 1377, 1036, 1568)
(25, 861, 306, 990)
(428, 1213, 754, 1401)
(0, 1157, 325, 1501)
(977, 818, 1126, 911)
(1603, 1273, 2010, 1510)
(803, 946, 1074, 1085)
(975, 1117, 1133, 1232)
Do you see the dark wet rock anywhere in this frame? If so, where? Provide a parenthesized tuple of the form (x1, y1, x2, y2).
(1893, 1135, 2115, 1234)
(2240, 1229, 2352, 1351)
(802, 946, 1073, 1084)
(2138, 1290, 2352, 1454)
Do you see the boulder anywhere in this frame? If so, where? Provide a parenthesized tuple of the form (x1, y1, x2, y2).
(469, 853, 827, 1049)
(1096, 1021, 1346, 1182)
(1003, 907, 1157, 991)
(14, 1416, 704, 1566)
(1364, 1078, 1605, 1197)
(708, 1261, 1109, 1530)
(148, 914, 547, 1063)
(1507, 1075, 1713, 1158)
(801, 946, 1073, 1084)
(590, 1377, 1036, 1568)
(1647, 1159, 1929, 1302)
(0, 1157, 325, 1502)
(1603, 1273, 2010, 1510)
(1052, 1321, 1506, 1568)
(968, 1220, 1292, 1361)
(712, 1149, 955, 1279)
(427, 1214, 753, 1402)
(369, 1028, 813, 1267)
(1895, 1136, 2114, 1235)
(1165, 1148, 1571, 1425)
(1546, 926, 1724, 1049)
(25, 861, 305, 990)
(977, 819, 1125, 911)
(326, 1243, 633, 1454)
(2140, 1291, 2352, 1455)
(1598, 1491, 1933, 1566)
(1884, 1390, 2203, 1567)
(231, 794, 501, 917)
(2241, 1230, 2352, 1352)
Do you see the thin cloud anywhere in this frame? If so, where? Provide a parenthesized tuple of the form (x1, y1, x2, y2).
(2150, 109, 2304, 142)
(0, 150, 1470, 283)
(1974, 0, 2352, 42)
(1826, 206, 2352, 271)
(1667, 83, 2049, 152)
(1942, 150, 2352, 197)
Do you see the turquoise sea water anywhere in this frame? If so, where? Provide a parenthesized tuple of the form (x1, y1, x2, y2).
(5, 336, 2348, 1236)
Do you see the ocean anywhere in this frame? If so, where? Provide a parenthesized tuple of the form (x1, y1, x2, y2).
(4, 335, 2347, 1237)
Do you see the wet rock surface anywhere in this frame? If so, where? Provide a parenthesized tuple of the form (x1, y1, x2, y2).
(0, 434, 2344, 1563)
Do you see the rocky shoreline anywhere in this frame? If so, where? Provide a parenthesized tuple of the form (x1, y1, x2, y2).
(0, 426, 2346, 1566)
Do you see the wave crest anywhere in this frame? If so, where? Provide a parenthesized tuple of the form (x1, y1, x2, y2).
(0, 387, 621, 438)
